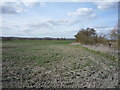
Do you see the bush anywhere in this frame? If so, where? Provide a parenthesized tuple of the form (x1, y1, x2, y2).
(75, 28, 107, 45)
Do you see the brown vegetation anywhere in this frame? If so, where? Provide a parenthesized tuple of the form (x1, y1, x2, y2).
(74, 28, 107, 45)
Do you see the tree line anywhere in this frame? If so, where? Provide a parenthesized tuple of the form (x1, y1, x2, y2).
(74, 27, 120, 47)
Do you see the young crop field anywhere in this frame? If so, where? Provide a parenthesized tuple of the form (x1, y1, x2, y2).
(2, 40, 118, 88)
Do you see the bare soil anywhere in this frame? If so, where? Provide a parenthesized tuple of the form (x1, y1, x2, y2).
(2, 40, 119, 88)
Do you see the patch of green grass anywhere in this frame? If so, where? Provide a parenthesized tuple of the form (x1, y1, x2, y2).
(2, 40, 74, 45)
(3, 40, 74, 68)
(2, 40, 117, 70)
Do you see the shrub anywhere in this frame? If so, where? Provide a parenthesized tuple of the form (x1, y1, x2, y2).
(75, 28, 107, 45)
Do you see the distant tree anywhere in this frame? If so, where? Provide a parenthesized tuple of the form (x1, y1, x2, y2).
(110, 27, 120, 40)
(97, 34, 107, 44)
(110, 21, 120, 48)
(110, 20, 120, 41)
(75, 28, 97, 44)
(75, 28, 108, 45)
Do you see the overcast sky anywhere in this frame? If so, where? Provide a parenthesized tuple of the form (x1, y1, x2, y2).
(1, 1, 118, 38)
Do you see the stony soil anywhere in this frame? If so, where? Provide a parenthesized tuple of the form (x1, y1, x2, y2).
(2, 40, 119, 88)
(71, 43, 118, 58)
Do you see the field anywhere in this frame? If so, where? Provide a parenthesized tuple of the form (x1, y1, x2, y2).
(2, 40, 118, 88)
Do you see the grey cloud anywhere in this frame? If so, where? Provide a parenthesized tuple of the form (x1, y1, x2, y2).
(28, 19, 80, 29)
(0, 2, 45, 15)
(13, 25, 21, 27)
(55, 19, 79, 25)
(0, 26, 11, 30)
(96, 2, 118, 10)
(23, 2, 44, 8)
(23, 29, 32, 33)
(0, 2, 26, 14)
(1, 6, 18, 14)
(94, 26, 109, 29)
(28, 22, 53, 29)
(68, 8, 96, 17)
